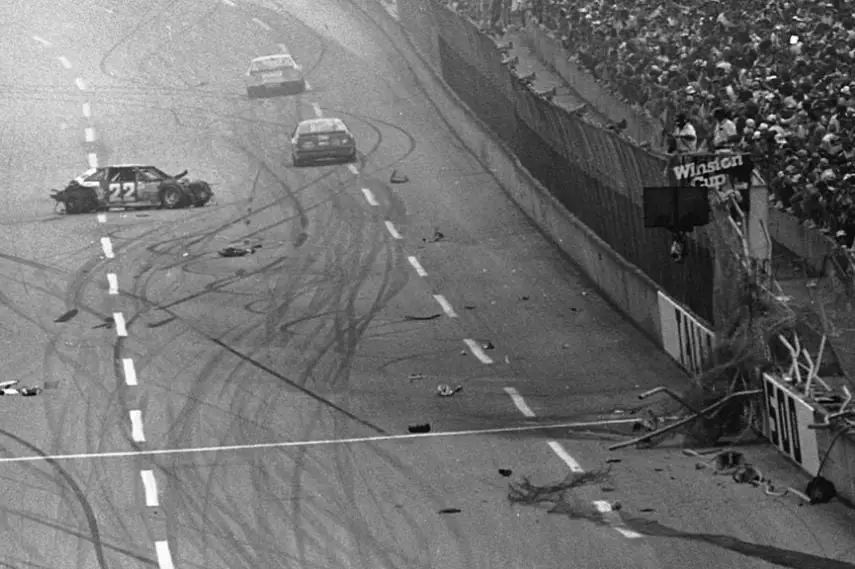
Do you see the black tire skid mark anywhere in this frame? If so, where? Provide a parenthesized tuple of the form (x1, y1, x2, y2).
(0, 430, 116, 569)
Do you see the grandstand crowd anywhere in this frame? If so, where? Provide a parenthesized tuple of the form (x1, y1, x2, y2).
(448, 0, 855, 242)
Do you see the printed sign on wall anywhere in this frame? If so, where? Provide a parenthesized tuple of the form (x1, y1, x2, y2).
(763, 373, 821, 475)
(657, 291, 715, 376)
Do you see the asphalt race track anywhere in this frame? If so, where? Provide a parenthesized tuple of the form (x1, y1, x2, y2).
(1, 0, 854, 567)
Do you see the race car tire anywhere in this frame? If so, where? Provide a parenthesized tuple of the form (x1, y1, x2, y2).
(193, 183, 213, 206)
(347, 150, 357, 162)
(160, 183, 186, 209)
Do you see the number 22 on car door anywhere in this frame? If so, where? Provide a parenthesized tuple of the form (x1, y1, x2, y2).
(108, 181, 137, 202)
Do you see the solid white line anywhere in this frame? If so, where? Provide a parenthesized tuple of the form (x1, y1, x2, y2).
(88, 153, 99, 168)
(311, 102, 323, 117)
(58, 56, 72, 69)
(107, 273, 118, 295)
(84, 127, 96, 142)
(129, 410, 145, 442)
(0, 418, 640, 463)
(547, 440, 584, 472)
(122, 358, 138, 386)
(100, 237, 114, 258)
(347, 164, 359, 175)
(463, 338, 493, 364)
(252, 17, 271, 30)
(113, 312, 128, 336)
(407, 255, 427, 277)
(140, 470, 160, 507)
(361, 188, 379, 206)
(82, 102, 91, 117)
(594, 500, 644, 538)
(503, 387, 536, 417)
(433, 294, 458, 318)
(33, 35, 52, 46)
(97, 212, 107, 223)
(384, 220, 402, 239)
(75, 77, 87, 90)
(155, 541, 175, 569)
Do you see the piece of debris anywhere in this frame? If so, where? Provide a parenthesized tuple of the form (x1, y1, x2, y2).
(640, 508, 655, 513)
(438, 508, 461, 514)
(0, 381, 43, 396)
(136, 213, 150, 217)
(806, 475, 836, 504)
(464, 304, 476, 310)
(508, 469, 612, 506)
(498, 469, 513, 477)
(520, 295, 530, 301)
(408, 423, 430, 433)
(390, 169, 409, 183)
(600, 486, 615, 492)
(460, 350, 467, 356)
(482, 341, 494, 350)
(408, 373, 425, 381)
(55, 308, 79, 323)
(423, 229, 444, 243)
(611, 501, 622, 511)
(437, 384, 462, 397)
(403, 314, 441, 321)
(605, 458, 621, 464)
(43, 381, 60, 390)
(219, 243, 261, 257)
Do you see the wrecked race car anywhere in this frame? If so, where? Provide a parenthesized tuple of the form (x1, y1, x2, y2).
(50, 164, 213, 214)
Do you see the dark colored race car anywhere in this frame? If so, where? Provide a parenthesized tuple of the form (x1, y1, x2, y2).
(290, 118, 357, 167)
(246, 54, 306, 98)
(50, 164, 213, 214)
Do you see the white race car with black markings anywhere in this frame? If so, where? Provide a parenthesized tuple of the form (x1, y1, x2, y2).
(50, 164, 213, 214)
(246, 53, 306, 98)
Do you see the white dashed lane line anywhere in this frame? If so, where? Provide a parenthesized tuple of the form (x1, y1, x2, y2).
(32, 35, 52, 46)
(57, 56, 71, 69)
(347, 164, 359, 175)
(97, 212, 107, 223)
(140, 470, 160, 507)
(129, 410, 146, 442)
(107, 273, 118, 295)
(100, 237, 114, 258)
(88, 152, 99, 168)
(407, 255, 427, 277)
(74, 77, 87, 90)
(84, 127, 96, 142)
(384, 220, 402, 240)
(433, 294, 458, 318)
(113, 312, 128, 336)
(82, 102, 91, 118)
(251, 17, 270, 30)
(463, 338, 494, 364)
(361, 188, 379, 206)
(122, 358, 138, 386)
(594, 501, 643, 539)
(503, 387, 536, 417)
(155, 541, 175, 569)
(547, 440, 583, 472)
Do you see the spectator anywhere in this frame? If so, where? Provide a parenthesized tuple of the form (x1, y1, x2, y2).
(671, 113, 698, 153)
(712, 108, 739, 151)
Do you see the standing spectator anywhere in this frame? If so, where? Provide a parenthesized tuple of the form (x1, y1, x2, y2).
(671, 113, 697, 153)
(712, 108, 739, 151)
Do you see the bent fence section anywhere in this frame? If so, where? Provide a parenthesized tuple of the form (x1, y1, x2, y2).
(400, 0, 715, 325)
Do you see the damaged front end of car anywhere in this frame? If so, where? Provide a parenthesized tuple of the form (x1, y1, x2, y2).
(50, 181, 100, 215)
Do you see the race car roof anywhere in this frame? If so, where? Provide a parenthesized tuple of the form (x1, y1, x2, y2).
(296, 118, 348, 134)
(250, 54, 296, 70)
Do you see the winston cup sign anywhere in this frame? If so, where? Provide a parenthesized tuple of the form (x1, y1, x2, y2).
(669, 153, 754, 189)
